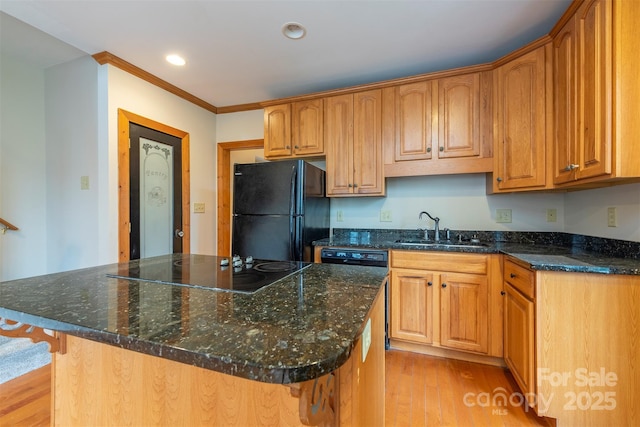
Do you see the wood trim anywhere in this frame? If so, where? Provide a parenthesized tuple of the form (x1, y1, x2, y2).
(117, 109, 191, 262)
(93, 52, 218, 114)
(0, 317, 60, 353)
(0, 217, 18, 233)
(492, 35, 553, 68)
(257, 63, 494, 109)
(549, 0, 584, 38)
(216, 139, 264, 256)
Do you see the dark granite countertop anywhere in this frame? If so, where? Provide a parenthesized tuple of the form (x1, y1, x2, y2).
(0, 254, 387, 384)
(315, 229, 640, 276)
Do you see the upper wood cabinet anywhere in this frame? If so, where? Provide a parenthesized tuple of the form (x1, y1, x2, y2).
(325, 89, 385, 197)
(385, 71, 493, 178)
(264, 104, 291, 158)
(553, 0, 640, 186)
(264, 100, 324, 159)
(553, 0, 611, 184)
(438, 73, 481, 159)
(493, 45, 550, 192)
(395, 81, 436, 161)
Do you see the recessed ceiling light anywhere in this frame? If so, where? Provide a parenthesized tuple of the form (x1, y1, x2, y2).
(282, 22, 306, 40)
(166, 54, 186, 66)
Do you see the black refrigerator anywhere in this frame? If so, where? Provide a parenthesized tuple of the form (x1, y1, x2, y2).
(232, 160, 330, 262)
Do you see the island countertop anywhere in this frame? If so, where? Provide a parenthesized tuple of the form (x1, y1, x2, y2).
(0, 254, 387, 384)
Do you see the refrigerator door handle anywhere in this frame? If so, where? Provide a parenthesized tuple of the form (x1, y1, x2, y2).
(289, 166, 297, 260)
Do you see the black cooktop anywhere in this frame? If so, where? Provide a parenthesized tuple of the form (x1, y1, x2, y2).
(107, 254, 309, 293)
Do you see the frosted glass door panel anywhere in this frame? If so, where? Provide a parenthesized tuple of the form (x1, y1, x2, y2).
(140, 138, 173, 258)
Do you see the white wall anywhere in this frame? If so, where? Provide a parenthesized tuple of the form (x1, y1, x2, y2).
(44, 56, 101, 273)
(565, 182, 640, 242)
(331, 174, 565, 232)
(106, 65, 218, 257)
(216, 110, 263, 143)
(0, 55, 47, 280)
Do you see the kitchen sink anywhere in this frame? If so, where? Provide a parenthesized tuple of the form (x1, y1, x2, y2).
(394, 239, 489, 249)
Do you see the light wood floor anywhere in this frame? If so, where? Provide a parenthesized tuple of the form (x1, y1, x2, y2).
(0, 350, 549, 426)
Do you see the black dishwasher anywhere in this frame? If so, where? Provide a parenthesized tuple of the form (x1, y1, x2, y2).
(320, 247, 389, 349)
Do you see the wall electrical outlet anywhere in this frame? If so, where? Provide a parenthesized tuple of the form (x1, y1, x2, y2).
(546, 208, 557, 223)
(380, 210, 392, 222)
(80, 176, 90, 190)
(193, 203, 205, 213)
(607, 207, 617, 227)
(496, 209, 512, 223)
(336, 210, 344, 222)
(361, 318, 371, 362)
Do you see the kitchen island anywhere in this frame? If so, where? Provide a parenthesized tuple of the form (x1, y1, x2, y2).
(0, 254, 388, 426)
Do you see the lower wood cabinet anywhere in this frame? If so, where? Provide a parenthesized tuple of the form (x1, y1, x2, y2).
(389, 250, 502, 358)
(503, 259, 536, 406)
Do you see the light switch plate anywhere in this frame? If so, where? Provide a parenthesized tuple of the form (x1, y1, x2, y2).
(380, 210, 392, 222)
(193, 202, 205, 213)
(336, 210, 344, 222)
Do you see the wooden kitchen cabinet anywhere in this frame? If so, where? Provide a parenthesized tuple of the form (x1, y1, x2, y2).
(389, 250, 501, 359)
(440, 272, 488, 354)
(552, 0, 640, 186)
(501, 255, 640, 425)
(264, 99, 324, 159)
(503, 259, 536, 407)
(437, 73, 481, 159)
(390, 268, 434, 344)
(492, 44, 551, 192)
(325, 89, 384, 197)
(384, 71, 493, 178)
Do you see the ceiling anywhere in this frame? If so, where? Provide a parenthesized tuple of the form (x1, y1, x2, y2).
(0, 0, 572, 109)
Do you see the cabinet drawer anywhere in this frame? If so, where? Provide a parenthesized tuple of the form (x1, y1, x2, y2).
(504, 259, 535, 299)
(391, 250, 487, 274)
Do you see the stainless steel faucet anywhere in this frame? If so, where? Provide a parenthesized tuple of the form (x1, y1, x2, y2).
(419, 211, 440, 242)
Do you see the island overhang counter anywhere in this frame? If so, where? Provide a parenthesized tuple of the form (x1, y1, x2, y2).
(0, 254, 388, 426)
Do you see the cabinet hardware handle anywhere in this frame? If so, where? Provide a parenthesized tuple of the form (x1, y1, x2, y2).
(496, 177, 503, 182)
(426, 147, 432, 153)
(439, 146, 444, 152)
(501, 291, 506, 296)
(510, 273, 516, 278)
(294, 145, 299, 149)
(564, 164, 579, 171)
(427, 281, 433, 286)
(286, 145, 290, 149)
(348, 184, 353, 188)
(441, 283, 447, 288)
(353, 183, 358, 188)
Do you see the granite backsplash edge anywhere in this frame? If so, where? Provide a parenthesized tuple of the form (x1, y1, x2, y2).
(325, 229, 640, 260)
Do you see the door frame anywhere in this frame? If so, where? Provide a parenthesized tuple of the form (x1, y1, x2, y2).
(118, 109, 190, 262)
(216, 139, 264, 256)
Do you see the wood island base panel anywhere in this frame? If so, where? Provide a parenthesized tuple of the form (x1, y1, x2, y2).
(53, 289, 384, 426)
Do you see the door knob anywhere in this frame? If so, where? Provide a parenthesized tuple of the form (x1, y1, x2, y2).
(175, 229, 185, 238)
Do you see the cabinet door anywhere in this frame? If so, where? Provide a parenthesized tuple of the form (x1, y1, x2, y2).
(395, 81, 435, 161)
(494, 46, 547, 190)
(437, 74, 480, 159)
(440, 272, 488, 353)
(576, 0, 612, 180)
(325, 94, 354, 195)
(390, 269, 434, 344)
(504, 283, 535, 404)
(553, 17, 578, 184)
(264, 104, 292, 158)
(292, 99, 324, 156)
(353, 89, 384, 195)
